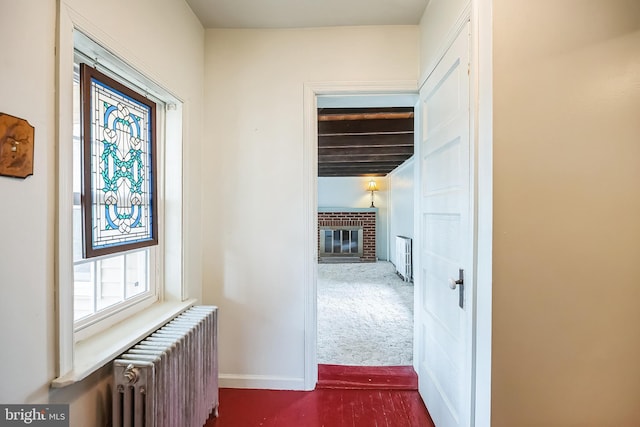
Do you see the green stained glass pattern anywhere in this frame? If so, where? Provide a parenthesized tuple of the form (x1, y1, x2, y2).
(81, 64, 157, 257)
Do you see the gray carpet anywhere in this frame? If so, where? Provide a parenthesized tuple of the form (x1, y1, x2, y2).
(317, 261, 414, 366)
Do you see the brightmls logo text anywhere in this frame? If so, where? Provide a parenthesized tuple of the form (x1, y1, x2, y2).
(0, 405, 68, 426)
(4, 408, 46, 424)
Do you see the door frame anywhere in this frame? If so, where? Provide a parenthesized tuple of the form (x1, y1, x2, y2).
(302, 3, 492, 421)
(302, 80, 419, 389)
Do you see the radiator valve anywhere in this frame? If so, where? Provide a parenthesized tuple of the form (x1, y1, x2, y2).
(123, 364, 139, 384)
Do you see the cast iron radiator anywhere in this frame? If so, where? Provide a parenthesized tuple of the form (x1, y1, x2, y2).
(395, 236, 412, 282)
(113, 305, 218, 427)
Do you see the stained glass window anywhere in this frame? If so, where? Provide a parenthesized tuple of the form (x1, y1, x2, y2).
(80, 64, 158, 258)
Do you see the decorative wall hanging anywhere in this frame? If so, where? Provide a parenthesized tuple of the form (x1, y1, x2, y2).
(0, 113, 35, 179)
(80, 64, 158, 258)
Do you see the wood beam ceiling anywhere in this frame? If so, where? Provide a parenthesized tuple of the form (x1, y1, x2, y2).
(317, 107, 414, 177)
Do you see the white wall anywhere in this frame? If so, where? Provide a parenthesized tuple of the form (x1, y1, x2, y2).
(387, 158, 414, 267)
(492, 1, 640, 425)
(318, 176, 388, 260)
(0, 1, 204, 426)
(202, 26, 419, 388)
(0, 0, 58, 406)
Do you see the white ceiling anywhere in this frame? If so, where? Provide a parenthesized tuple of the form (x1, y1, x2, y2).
(185, 0, 429, 29)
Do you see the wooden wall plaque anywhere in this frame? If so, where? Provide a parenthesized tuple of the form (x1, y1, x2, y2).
(0, 113, 34, 179)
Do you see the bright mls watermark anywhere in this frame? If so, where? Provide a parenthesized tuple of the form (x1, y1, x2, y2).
(0, 405, 68, 426)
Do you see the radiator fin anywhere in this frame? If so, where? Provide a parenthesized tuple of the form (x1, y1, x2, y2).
(113, 305, 218, 427)
(395, 236, 412, 282)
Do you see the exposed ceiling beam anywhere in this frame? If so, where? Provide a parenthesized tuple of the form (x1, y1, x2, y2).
(320, 146, 413, 157)
(318, 133, 413, 147)
(318, 154, 411, 164)
(318, 118, 414, 135)
(319, 167, 395, 174)
(318, 112, 414, 121)
(320, 172, 388, 177)
(319, 162, 405, 172)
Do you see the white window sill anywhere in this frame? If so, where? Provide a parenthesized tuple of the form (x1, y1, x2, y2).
(51, 299, 196, 388)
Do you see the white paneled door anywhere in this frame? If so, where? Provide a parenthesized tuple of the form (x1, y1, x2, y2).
(414, 23, 473, 427)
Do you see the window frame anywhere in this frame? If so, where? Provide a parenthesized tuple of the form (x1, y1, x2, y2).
(71, 51, 163, 340)
(55, 20, 187, 385)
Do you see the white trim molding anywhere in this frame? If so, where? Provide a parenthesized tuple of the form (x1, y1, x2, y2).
(56, 1, 76, 378)
(471, 0, 493, 425)
(219, 374, 306, 391)
(302, 80, 418, 390)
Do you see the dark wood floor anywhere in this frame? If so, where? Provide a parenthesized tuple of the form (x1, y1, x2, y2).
(204, 365, 435, 427)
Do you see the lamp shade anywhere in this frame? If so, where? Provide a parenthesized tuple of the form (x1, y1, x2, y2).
(367, 179, 378, 192)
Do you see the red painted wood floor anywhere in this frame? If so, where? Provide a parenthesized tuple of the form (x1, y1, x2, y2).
(204, 365, 435, 427)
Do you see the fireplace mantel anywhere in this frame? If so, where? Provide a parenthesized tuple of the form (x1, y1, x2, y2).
(318, 207, 378, 213)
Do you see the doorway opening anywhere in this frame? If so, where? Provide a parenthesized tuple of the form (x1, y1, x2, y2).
(315, 94, 418, 372)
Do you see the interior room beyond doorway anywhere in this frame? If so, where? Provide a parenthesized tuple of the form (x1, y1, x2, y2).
(315, 93, 417, 369)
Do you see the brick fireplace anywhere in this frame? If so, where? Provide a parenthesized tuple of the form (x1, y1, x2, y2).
(318, 209, 376, 262)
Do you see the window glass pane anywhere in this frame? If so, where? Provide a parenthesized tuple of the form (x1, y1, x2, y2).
(72, 206, 83, 262)
(73, 262, 95, 321)
(126, 250, 148, 298)
(72, 65, 81, 195)
(96, 255, 125, 311)
(73, 69, 83, 262)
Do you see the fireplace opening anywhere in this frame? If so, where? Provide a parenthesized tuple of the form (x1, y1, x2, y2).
(320, 227, 363, 257)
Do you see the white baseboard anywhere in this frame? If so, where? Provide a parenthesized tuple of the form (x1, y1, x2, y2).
(218, 373, 307, 390)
